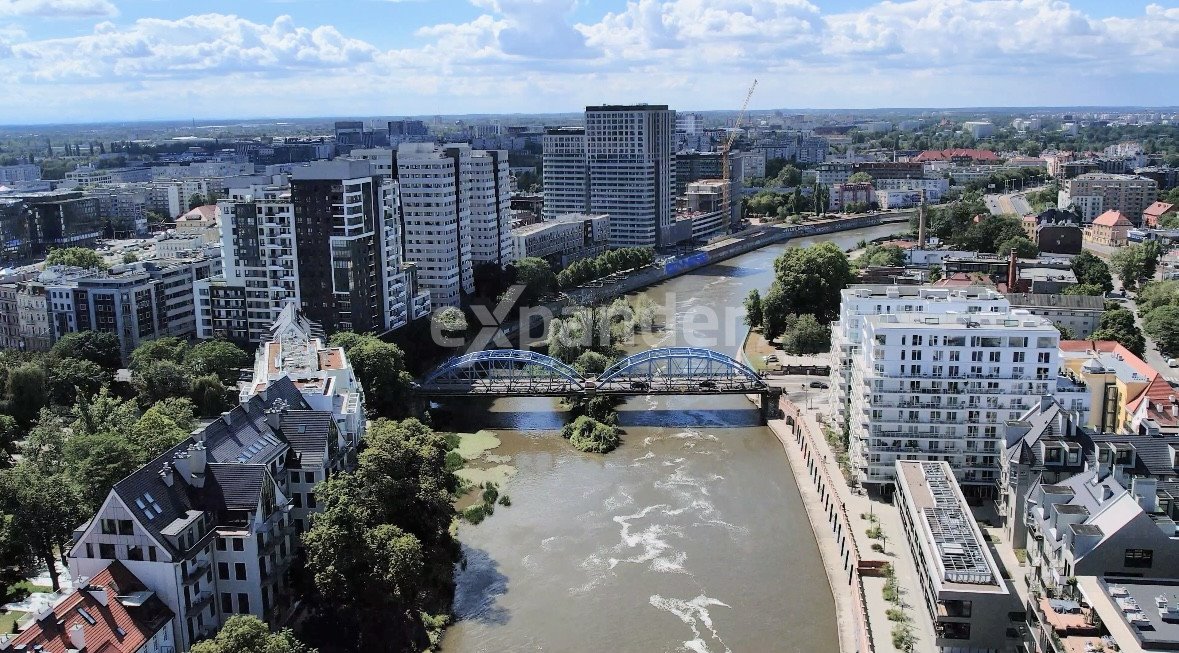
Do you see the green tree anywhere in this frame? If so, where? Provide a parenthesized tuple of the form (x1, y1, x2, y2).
(0, 464, 85, 591)
(1110, 241, 1163, 288)
(996, 235, 1039, 258)
(781, 314, 832, 354)
(133, 360, 193, 405)
(1144, 305, 1179, 358)
(513, 257, 557, 305)
(189, 374, 231, 417)
(744, 289, 763, 328)
(0, 415, 19, 469)
(190, 615, 316, 653)
(1135, 280, 1179, 314)
(1054, 322, 1077, 340)
(123, 252, 138, 264)
(855, 244, 907, 268)
(44, 247, 107, 270)
(22, 409, 68, 473)
(768, 243, 854, 325)
(561, 415, 621, 453)
(761, 285, 791, 343)
(185, 339, 251, 384)
(848, 171, 873, 184)
(333, 336, 413, 419)
(1089, 308, 1146, 357)
(64, 432, 143, 513)
(6, 362, 47, 427)
(188, 193, 206, 210)
(1071, 251, 1114, 292)
(50, 331, 122, 370)
(47, 357, 106, 407)
(71, 387, 137, 439)
(1061, 283, 1107, 297)
(132, 400, 196, 460)
(572, 351, 611, 376)
(129, 336, 190, 370)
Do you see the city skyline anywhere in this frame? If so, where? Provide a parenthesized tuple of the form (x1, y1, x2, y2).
(1, 0, 1178, 124)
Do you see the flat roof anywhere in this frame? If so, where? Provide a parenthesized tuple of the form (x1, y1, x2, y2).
(1081, 577, 1179, 651)
(896, 461, 1007, 593)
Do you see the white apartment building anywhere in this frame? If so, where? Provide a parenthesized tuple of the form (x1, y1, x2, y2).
(815, 162, 853, 187)
(1057, 173, 1159, 223)
(347, 147, 395, 178)
(467, 149, 513, 267)
(733, 151, 766, 181)
(585, 104, 676, 248)
(832, 285, 1086, 496)
(542, 127, 589, 220)
(873, 177, 948, 202)
(396, 143, 475, 307)
(510, 213, 609, 266)
(0, 163, 41, 183)
(676, 113, 704, 134)
(963, 121, 995, 138)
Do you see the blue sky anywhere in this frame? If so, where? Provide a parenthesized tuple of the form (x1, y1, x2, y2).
(1, 0, 1177, 123)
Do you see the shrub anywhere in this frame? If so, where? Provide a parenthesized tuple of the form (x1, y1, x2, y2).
(444, 450, 465, 473)
(891, 623, 916, 651)
(871, 542, 884, 553)
(886, 608, 908, 623)
(866, 525, 883, 539)
(562, 415, 621, 453)
(462, 504, 488, 524)
(498, 494, 511, 507)
(481, 483, 499, 505)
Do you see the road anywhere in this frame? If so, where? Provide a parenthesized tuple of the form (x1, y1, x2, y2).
(984, 190, 1033, 217)
(1085, 250, 1179, 383)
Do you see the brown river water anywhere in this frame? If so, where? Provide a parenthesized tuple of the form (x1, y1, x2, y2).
(436, 224, 905, 653)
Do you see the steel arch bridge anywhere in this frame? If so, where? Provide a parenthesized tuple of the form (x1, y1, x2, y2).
(415, 347, 767, 397)
(594, 347, 765, 394)
(417, 349, 585, 396)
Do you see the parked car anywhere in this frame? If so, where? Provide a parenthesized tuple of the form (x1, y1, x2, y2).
(1168, 358, 1178, 368)
(809, 380, 829, 389)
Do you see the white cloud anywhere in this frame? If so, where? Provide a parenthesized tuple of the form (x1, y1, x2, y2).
(0, 0, 117, 18)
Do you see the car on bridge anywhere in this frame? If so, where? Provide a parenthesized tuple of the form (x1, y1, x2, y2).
(630, 381, 650, 391)
(699, 380, 717, 389)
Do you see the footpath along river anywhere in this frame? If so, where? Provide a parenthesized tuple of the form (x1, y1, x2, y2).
(437, 223, 905, 653)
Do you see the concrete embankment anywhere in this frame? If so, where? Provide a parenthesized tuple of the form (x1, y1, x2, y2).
(769, 400, 878, 653)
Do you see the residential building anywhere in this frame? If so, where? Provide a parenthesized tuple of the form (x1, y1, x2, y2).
(348, 147, 395, 178)
(89, 184, 149, 235)
(541, 127, 589, 221)
(466, 148, 513, 267)
(678, 180, 729, 240)
(913, 149, 1000, 164)
(1012, 118, 1042, 131)
(0, 197, 32, 261)
(815, 162, 853, 187)
(240, 303, 367, 455)
(0, 163, 41, 184)
(586, 104, 676, 248)
(832, 285, 1085, 494)
(510, 213, 609, 267)
(173, 204, 220, 243)
(1135, 165, 1179, 191)
(1143, 201, 1177, 228)
(962, 121, 996, 138)
(4, 190, 104, 256)
(1058, 340, 1164, 434)
(894, 461, 1018, 651)
(1083, 209, 1133, 247)
(1, 561, 175, 653)
(853, 161, 926, 180)
(1074, 577, 1179, 653)
(829, 182, 874, 211)
(1004, 293, 1103, 339)
(733, 151, 765, 181)
(1058, 173, 1158, 223)
(873, 177, 948, 203)
(675, 152, 723, 195)
(753, 131, 828, 164)
(875, 188, 924, 209)
(68, 376, 351, 652)
(290, 160, 413, 332)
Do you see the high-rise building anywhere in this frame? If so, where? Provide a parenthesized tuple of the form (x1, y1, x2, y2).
(832, 285, 1088, 495)
(541, 127, 589, 220)
(586, 104, 676, 248)
(1058, 173, 1159, 224)
(396, 143, 512, 306)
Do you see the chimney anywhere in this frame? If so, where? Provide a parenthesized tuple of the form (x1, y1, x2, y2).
(1133, 477, 1159, 513)
(1007, 248, 1018, 290)
(917, 190, 927, 249)
(1040, 395, 1053, 413)
(188, 441, 207, 474)
(85, 584, 108, 606)
(69, 623, 85, 650)
(159, 462, 174, 487)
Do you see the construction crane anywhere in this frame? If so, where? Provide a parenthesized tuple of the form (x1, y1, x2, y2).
(722, 79, 758, 227)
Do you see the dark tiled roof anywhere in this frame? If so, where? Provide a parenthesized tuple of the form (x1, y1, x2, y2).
(278, 411, 333, 469)
(205, 464, 266, 512)
(1090, 432, 1179, 478)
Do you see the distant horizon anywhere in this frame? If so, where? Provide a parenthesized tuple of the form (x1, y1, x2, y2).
(3, 105, 1179, 131)
(1, 0, 1177, 124)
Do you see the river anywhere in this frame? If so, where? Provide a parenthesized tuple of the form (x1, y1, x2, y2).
(436, 223, 905, 653)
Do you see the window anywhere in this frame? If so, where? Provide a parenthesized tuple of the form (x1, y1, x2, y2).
(238, 593, 251, 614)
(307, 492, 316, 509)
(117, 519, 134, 535)
(232, 538, 244, 552)
(221, 593, 232, 614)
(148, 546, 157, 562)
(126, 545, 143, 561)
(292, 493, 302, 508)
(235, 563, 247, 580)
(304, 472, 315, 484)
(1125, 549, 1154, 568)
(100, 519, 116, 535)
(216, 538, 227, 551)
(99, 543, 115, 560)
(218, 563, 229, 580)
(939, 622, 970, 640)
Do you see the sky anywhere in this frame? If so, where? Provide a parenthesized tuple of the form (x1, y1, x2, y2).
(0, 0, 1177, 124)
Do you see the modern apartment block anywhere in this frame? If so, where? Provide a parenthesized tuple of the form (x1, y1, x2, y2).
(895, 461, 1017, 651)
(510, 213, 609, 266)
(1, 190, 105, 256)
(832, 285, 1087, 495)
(395, 143, 511, 305)
(1057, 173, 1158, 223)
(585, 105, 676, 248)
(68, 376, 355, 652)
(541, 127, 589, 220)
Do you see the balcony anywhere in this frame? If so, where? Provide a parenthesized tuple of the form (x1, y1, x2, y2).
(183, 558, 210, 583)
(190, 589, 214, 613)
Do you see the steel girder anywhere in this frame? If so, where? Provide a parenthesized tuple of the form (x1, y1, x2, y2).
(594, 346, 766, 393)
(418, 349, 585, 395)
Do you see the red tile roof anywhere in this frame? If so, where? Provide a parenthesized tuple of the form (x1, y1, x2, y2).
(1144, 201, 1176, 221)
(913, 148, 1000, 163)
(177, 204, 217, 222)
(1091, 210, 1132, 227)
(1060, 340, 1158, 379)
(6, 561, 173, 653)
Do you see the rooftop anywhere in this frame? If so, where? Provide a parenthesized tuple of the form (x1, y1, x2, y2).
(1083, 577, 1179, 651)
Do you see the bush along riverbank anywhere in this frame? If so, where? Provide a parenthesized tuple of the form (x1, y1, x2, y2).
(561, 415, 622, 454)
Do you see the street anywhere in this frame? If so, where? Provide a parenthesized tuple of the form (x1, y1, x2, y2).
(1084, 249, 1179, 383)
(983, 190, 1033, 217)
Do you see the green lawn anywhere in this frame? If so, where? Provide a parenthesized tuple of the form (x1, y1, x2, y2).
(0, 609, 26, 634)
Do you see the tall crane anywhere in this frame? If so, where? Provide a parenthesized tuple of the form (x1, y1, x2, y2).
(722, 79, 758, 227)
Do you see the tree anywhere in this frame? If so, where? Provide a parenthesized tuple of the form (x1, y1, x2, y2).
(1144, 305, 1179, 358)
(855, 244, 907, 268)
(123, 252, 138, 264)
(6, 363, 47, 427)
(1061, 283, 1107, 297)
(513, 257, 557, 305)
(761, 285, 791, 343)
(781, 314, 832, 354)
(71, 387, 137, 439)
(130, 337, 189, 370)
(0, 415, 19, 469)
(64, 432, 143, 513)
(1071, 251, 1114, 292)
(47, 357, 106, 407)
(561, 415, 621, 453)
(1054, 322, 1076, 340)
(572, 351, 611, 376)
(44, 247, 107, 270)
(0, 464, 86, 591)
(50, 331, 122, 370)
(744, 289, 763, 328)
(133, 360, 193, 405)
(132, 400, 195, 460)
(1089, 308, 1146, 357)
(1110, 241, 1163, 288)
(190, 615, 316, 653)
(188, 193, 206, 210)
(334, 336, 412, 419)
(957, 216, 1025, 253)
(848, 171, 873, 184)
(190, 374, 231, 417)
(768, 243, 854, 325)
(185, 339, 251, 384)
(996, 235, 1039, 258)
(1135, 280, 1179, 314)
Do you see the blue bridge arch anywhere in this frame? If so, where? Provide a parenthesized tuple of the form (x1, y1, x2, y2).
(418, 349, 585, 396)
(594, 347, 766, 393)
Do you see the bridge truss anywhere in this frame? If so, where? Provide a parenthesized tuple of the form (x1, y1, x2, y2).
(594, 347, 766, 394)
(416, 349, 584, 396)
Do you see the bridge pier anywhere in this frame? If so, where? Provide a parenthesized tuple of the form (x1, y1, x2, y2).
(759, 387, 784, 425)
